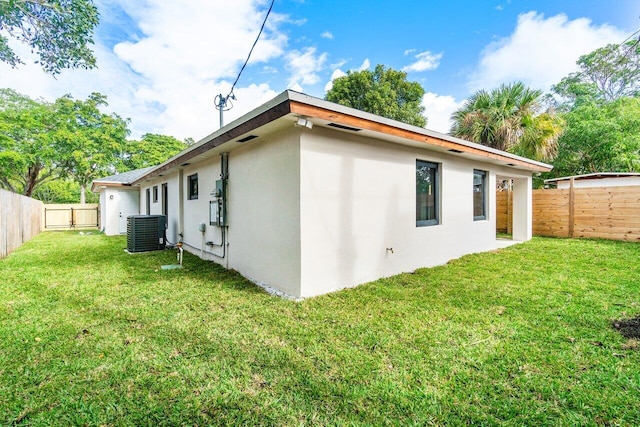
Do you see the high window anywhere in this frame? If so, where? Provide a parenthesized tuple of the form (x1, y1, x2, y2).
(473, 169, 487, 221)
(152, 186, 158, 203)
(188, 174, 198, 200)
(416, 160, 439, 226)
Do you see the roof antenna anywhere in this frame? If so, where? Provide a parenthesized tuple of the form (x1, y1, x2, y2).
(215, 0, 275, 128)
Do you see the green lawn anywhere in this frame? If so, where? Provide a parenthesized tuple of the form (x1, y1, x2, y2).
(1, 232, 639, 426)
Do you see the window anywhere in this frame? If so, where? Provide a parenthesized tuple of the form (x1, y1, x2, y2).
(188, 174, 198, 200)
(473, 169, 487, 221)
(145, 188, 151, 214)
(416, 160, 439, 226)
(162, 183, 168, 216)
(152, 186, 158, 203)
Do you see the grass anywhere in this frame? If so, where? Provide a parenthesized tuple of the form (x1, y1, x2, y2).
(1, 231, 639, 426)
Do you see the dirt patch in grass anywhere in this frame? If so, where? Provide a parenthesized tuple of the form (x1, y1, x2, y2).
(612, 315, 640, 339)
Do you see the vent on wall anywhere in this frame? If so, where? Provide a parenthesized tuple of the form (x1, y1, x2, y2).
(448, 149, 463, 154)
(328, 123, 361, 132)
(238, 135, 258, 143)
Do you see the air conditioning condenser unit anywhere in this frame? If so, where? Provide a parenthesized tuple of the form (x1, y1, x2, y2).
(127, 215, 166, 253)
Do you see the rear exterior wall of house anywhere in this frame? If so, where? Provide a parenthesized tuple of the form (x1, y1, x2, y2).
(138, 126, 532, 298)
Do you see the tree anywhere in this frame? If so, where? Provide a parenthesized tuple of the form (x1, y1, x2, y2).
(543, 97, 640, 179)
(0, 0, 99, 74)
(450, 82, 563, 161)
(0, 90, 129, 200)
(552, 41, 640, 107)
(325, 64, 427, 127)
(52, 93, 129, 203)
(32, 178, 97, 203)
(121, 133, 189, 170)
(0, 89, 58, 196)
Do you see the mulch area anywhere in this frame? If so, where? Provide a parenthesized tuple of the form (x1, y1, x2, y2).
(612, 315, 640, 339)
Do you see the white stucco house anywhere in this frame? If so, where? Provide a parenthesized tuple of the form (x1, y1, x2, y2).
(91, 167, 154, 235)
(544, 173, 640, 189)
(94, 90, 552, 298)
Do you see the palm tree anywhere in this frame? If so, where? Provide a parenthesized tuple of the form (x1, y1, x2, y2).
(450, 82, 563, 161)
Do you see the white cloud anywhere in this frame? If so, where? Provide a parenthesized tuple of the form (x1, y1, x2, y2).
(421, 92, 463, 134)
(402, 51, 443, 72)
(324, 68, 347, 91)
(323, 58, 369, 92)
(404, 48, 416, 56)
(357, 58, 370, 71)
(0, 0, 288, 140)
(469, 11, 625, 91)
(321, 31, 334, 39)
(285, 47, 328, 90)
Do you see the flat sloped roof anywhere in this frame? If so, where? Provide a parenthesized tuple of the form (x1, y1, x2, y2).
(91, 166, 155, 191)
(544, 172, 640, 183)
(131, 90, 552, 185)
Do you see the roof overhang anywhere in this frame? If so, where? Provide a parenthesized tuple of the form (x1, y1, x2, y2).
(90, 181, 130, 192)
(132, 90, 552, 186)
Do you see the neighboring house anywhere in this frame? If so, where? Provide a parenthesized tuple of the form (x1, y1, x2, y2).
(94, 91, 552, 298)
(544, 173, 640, 189)
(91, 167, 154, 235)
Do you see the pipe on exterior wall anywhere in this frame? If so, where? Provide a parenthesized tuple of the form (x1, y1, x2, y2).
(178, 169, 184, 238)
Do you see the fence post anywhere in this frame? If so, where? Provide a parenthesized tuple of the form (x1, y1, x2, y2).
(507, 181, 513, 235)
(568, 177, 575, 238)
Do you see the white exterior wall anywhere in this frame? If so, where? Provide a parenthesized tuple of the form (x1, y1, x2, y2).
(226, 130, 301, 296)
(178, 129, 302, 296)
(557, 176, 640, 189)
(298, 127, 527, 297)
(130, 126, 535, 299)
(99, 187, 140, 235)
(138, 173, 181, 243)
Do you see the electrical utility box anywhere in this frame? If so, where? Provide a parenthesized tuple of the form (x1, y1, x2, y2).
(127, 215, 166, 253)
(210, 179, 227, 227)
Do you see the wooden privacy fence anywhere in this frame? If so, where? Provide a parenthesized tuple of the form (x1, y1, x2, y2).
(0, 189, 43, 259)
(43, 204, 99, 230)
(496, 190, 513, 234)
(497, 186, 640, 241)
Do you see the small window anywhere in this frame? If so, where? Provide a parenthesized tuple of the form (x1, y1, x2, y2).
(416, 160, 439, 226)
(188, 174, 198, 200)
(152, 186, 158, 203)
(473, 169, 487, 221)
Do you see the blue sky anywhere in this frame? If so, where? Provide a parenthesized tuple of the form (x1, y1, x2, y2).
(1, 0, 637, 139)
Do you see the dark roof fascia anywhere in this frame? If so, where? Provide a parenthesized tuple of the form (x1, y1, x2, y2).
(131, 98, 292, 186)
(132, 89, 552, 186)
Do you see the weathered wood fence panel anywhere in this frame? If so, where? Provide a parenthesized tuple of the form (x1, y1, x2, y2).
(0, 189, 43, 259)
(43, 204, 99, 230)
(497, 186, 640, 241)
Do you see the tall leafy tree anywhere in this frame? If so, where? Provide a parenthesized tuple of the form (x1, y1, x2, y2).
(545, 97, 640, 178)
(53, 93, 129, 203)
(539, 41, 640, 183)
(325, 64, 427, 127)
(552, 41, 640, 107)
(0, 89, 57, 195)
(121, 133, 189, 170)
(0, 0, 99, 74)
(450, 82, 563, 161)
(0, 89, 129, 200)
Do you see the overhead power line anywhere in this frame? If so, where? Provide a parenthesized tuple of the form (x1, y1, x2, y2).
(215, 0, 275, 128)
